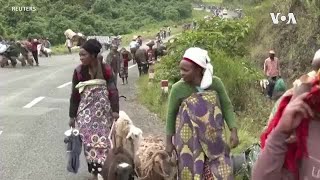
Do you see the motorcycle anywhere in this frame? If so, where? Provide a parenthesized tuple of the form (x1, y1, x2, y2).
(231, 143, 261, 179)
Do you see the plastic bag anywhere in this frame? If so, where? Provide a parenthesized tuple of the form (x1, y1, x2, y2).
(274, 78, 286, 92)
(0, 44, 8, 54)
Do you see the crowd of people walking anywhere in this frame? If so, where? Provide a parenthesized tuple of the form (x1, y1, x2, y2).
(0, 37, 52, 67)
(64, 29, 320, 180)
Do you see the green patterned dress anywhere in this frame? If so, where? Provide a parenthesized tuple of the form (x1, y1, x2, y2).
(174, 91, 234, 180)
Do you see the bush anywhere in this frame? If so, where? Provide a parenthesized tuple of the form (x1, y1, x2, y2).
(155, 17, 263, 111)
(0, 0, 193, 45)
(137, 16, 276, 156)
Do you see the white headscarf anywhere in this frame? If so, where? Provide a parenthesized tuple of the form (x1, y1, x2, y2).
(183, 47, 214, 89)
(313, 49, 320, 62)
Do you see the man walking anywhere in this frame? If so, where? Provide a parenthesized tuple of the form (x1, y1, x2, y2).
(65, 38, 72, 54)
(105, 45, 121, 86)
(264, 50, 281, 98)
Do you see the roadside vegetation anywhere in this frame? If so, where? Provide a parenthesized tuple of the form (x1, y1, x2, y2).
(137, 17, 272, 156)
(224, 0, 320, 81)
(49, 9, 211, 55)
(0, 0, 193, 45)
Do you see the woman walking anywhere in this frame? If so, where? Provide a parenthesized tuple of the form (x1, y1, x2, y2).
(165, 47, 239, 180)
(68, 39, 119, 180)
(28, 38, 41, 66)
(119, 48, 132, 85)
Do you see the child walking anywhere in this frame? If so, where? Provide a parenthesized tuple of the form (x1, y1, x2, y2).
(119, 48, 132, 85)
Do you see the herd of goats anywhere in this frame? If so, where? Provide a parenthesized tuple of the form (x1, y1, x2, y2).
(90, 111, 177, 180)
(82, 111, 260, 180)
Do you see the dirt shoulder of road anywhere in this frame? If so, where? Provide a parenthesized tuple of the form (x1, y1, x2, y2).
(118, 79, 166, 137)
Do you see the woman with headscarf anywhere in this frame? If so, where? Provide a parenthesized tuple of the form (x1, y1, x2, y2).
(119, 48, 132, 85)
(68, 39, 119, 180)
(165, 47, 238, 179)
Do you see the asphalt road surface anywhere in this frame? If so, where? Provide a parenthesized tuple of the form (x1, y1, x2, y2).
(0, 42, 166, 180)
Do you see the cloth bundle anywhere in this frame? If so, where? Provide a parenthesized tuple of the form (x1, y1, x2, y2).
(64, 128, 82, 173)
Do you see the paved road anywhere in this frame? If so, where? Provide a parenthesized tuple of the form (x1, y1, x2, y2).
(223, 10, 239, 19)
(193, 6, 240, 19)
(0, 42, 166, 180)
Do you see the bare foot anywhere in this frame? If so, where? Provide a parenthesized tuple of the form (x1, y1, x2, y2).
(88, 174, 98, 180)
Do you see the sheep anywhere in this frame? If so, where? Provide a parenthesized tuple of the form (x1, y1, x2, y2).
(98, 146, 135, 180)
(112, 111, 177, 180)
(134, 136, 177, 180)
(112, 111, 143, 158)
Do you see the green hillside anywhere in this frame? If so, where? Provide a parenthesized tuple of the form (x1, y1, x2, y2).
(224, 0, 320, 81)
(0, 0, 192, 45)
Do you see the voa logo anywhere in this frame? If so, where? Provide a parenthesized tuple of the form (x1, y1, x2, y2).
(270, 13, 297, 24)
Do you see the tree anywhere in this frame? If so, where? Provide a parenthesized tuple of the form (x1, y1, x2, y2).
(164, 7, 180, 21)
(0, 0, 192, 44)
(92, 0, 111, 14)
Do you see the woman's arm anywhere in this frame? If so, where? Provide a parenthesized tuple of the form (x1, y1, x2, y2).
(165, 84, 182, 153)
(165, 84, 181, 136)
(252, 127, 290, 179)
(69, 69, 81, 118)
(105, 65, 119, 113)
(212, 76, 237, 130)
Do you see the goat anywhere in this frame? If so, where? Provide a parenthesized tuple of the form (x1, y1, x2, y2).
(259, 79, 269, 95)
(98, 146, 135, 180)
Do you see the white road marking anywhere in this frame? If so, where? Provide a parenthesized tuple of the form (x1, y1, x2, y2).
(0, 131, 2, 136)
(23, 97, 45, 108)
(128, 64, 137, 69)
(57, 82, 72, 88)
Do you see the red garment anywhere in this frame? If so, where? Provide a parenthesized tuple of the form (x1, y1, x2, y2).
(123, 59, 128, 67)
(146, 49, 154, 61)
(260, 78, 320, 179)
(122, 54, 129, 67)
(31, 42, 40, 52)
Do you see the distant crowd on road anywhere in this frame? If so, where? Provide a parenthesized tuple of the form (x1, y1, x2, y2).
(0, 37, 52, 68)
(195, 3, 244, 19)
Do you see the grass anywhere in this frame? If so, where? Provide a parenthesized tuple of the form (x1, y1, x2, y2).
(120, 23, 183, 46)
(50, 9, 211, 55)
(51, 44, 80, 55)
(202, 0, 223, 4)
(121, 9, 212, 45)
(137, 76, 168, 120)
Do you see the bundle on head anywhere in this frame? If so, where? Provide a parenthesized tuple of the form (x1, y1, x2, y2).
(135, 136, 177, 180)
(113, 111, 143, 159)
(98, 146, 135, 180)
